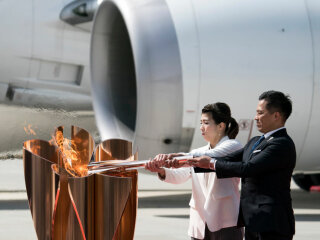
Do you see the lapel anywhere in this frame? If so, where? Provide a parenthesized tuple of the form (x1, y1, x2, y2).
(248, 129, 287, 159)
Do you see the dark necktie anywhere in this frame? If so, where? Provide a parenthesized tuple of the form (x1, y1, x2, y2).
(251, 135, 265, 153)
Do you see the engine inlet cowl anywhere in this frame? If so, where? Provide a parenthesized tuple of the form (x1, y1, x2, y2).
(90, 0, 183, 159)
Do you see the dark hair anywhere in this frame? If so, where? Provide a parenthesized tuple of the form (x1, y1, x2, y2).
(259, 90, 292, 121)
(202, 102, 239, 139)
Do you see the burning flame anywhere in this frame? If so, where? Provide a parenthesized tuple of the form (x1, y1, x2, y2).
(54, 130, 88, 177)
(24, 124, 36, 136)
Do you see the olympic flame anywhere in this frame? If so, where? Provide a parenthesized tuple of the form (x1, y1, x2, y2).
(53, 130, 88, 177)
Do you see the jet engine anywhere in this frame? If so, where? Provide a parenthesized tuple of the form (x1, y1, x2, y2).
(90, 0, 320, 189)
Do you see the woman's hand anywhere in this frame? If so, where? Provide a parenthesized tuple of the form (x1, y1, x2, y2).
(145, 158, 163, 172)
(145, 158, 166, 178)
(145, 153, 189, 174)
(164, 159, 181, 168)
(152, 154, 170, 169)
(165, 155, 193, 168)
(152, 153, 185, 167)
(188, 155, 212, 169)
(167, 153, 185, 159)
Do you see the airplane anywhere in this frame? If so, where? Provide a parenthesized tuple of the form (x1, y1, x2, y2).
(1, 0, 319, 191)
(0, 0, 99, 154)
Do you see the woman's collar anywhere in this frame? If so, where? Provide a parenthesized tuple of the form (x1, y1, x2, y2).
(208, 135, 229, 149)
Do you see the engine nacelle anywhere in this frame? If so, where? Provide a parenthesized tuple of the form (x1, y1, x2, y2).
(91, 0, 320, 172)
(91, 0, 185, 159)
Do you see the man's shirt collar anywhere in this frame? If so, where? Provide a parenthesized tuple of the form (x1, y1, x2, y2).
(264, 126, 286, 139)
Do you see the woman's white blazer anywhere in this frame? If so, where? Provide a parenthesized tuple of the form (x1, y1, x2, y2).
(162, 136, 242, 239)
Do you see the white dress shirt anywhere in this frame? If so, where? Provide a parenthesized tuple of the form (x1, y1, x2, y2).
(264, 126, 285, 139)
(160, 136, 242, 239)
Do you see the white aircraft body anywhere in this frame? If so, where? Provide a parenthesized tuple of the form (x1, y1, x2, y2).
(91, 0, 320, 190)
(0, 0, 99, 153)
(0, 0, 319, 190)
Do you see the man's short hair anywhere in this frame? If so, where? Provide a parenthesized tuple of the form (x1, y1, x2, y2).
(259, 90, 292, 121)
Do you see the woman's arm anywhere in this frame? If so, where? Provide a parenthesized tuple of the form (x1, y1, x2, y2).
(191, 140, 243, 158)
(145, 157, 192, 183)
(162, 168, 192, 184)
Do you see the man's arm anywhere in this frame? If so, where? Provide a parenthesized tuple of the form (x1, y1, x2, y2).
(193, 147, 244, 173)
(216, 139, 296, 178)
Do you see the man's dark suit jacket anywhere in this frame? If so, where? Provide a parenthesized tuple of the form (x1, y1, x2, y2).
(195, 128, 296, 235)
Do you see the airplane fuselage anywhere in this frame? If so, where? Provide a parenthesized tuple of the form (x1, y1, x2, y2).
(1, 0, 320, 190)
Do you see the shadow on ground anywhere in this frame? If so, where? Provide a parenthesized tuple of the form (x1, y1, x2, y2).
(0, 199, 28, 210)
(138, 193, 191, 208)
(0, 189, 319, 210)
(156, 215, 189, 219)
(291, 189, 320, 209)
(294, 214, 320, 221)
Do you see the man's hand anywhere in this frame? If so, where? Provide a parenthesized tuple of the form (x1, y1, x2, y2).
(188, 155, 212, 169)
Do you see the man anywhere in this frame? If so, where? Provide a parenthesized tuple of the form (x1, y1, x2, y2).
(188, 91, 296, 240)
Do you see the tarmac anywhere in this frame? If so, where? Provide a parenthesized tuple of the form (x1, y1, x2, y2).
(0, 159, 320, 239)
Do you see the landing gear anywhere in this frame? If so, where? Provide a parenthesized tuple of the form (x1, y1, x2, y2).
(293, 173, 320, 191)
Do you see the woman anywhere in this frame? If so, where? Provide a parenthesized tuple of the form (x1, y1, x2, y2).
(145, 103, 243, 240)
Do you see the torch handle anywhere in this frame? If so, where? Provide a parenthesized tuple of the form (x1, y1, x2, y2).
(87, 156, 193, 174)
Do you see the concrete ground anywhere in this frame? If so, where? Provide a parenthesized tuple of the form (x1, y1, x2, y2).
(0, 159, 320, 239)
